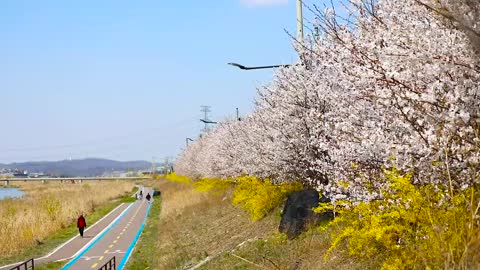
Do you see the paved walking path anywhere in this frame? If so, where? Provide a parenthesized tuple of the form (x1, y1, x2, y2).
(0, 187, 153, 270)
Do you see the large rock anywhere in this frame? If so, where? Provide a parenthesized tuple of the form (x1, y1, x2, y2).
(279, 189, 334, 239)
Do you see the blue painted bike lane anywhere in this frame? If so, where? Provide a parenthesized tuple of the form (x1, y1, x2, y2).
(64, 189, 153, 270)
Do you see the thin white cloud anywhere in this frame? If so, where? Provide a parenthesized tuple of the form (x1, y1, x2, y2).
(240, 0, 288, 7)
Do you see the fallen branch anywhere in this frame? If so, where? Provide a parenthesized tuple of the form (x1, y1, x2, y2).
(230, 253, 264, 269)
(185, 238, 261, 270)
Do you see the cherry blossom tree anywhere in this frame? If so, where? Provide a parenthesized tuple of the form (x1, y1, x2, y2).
(175, 0, 480, 201)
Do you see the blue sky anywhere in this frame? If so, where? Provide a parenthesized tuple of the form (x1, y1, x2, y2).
(0, 0, 315, 163)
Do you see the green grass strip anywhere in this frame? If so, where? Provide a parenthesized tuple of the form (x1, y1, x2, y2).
(35, 261, 66, 270)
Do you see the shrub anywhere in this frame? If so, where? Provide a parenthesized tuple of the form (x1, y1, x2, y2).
(164, 174, 302, 220)
(193, 177, 234, 195)
(41, 196, 62, 221)
(320, 169, 480, 270)
(165, 173, 192, 185)
(232, 176, 302, 220)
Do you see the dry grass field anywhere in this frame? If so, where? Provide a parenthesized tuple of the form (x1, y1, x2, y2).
(125, 179, 276, 270)
(126, 178, 391, 270)
(0, 181, 135, 257)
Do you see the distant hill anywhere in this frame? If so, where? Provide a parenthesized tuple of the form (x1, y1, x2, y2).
(1, 158, 151, 177)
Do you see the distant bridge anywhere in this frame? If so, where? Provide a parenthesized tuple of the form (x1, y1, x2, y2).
(2, 177, 151, 186)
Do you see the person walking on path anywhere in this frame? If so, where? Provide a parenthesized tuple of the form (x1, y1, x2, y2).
(146, 193, 151, 202)
(77, 214, 87, 238)
(139, 190, 143, 200)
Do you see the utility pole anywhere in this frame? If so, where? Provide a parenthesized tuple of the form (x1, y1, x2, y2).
(200, 105, 212, 133)
(151, 156, 156, 176)
(164, 157, 169, 175)
(297, 0, 304, 44)
(236, 108, 240, 121)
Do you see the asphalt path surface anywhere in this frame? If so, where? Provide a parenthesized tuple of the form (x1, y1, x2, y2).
(0, 187, 153, 270)
(64, 188, 152, 270)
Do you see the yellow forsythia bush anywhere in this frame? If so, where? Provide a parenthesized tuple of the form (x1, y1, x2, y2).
(164, 174, 302, 221)
(322, 168, 480, 270)
(193, 177, 234, 195)
(164, 172, 192, 185)
(232, 176, 302, 220)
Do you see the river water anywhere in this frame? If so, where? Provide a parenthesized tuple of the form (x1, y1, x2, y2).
(0, 187, 24, 200)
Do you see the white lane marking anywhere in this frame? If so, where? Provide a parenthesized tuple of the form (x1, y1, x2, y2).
(54, 258, 72, 262)
(81, 256, 101, 261)
(106, 250, 126, 254)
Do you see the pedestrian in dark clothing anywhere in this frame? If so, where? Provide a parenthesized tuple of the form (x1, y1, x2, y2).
(139, 190, 143, 200)
(146, 193, 151, 202)
(77, 214, 87, 237)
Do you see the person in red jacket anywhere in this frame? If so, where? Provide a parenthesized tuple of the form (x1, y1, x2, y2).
(77, 214, 87, 237)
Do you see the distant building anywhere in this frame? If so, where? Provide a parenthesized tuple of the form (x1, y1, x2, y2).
(13, 169, 28, 178)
